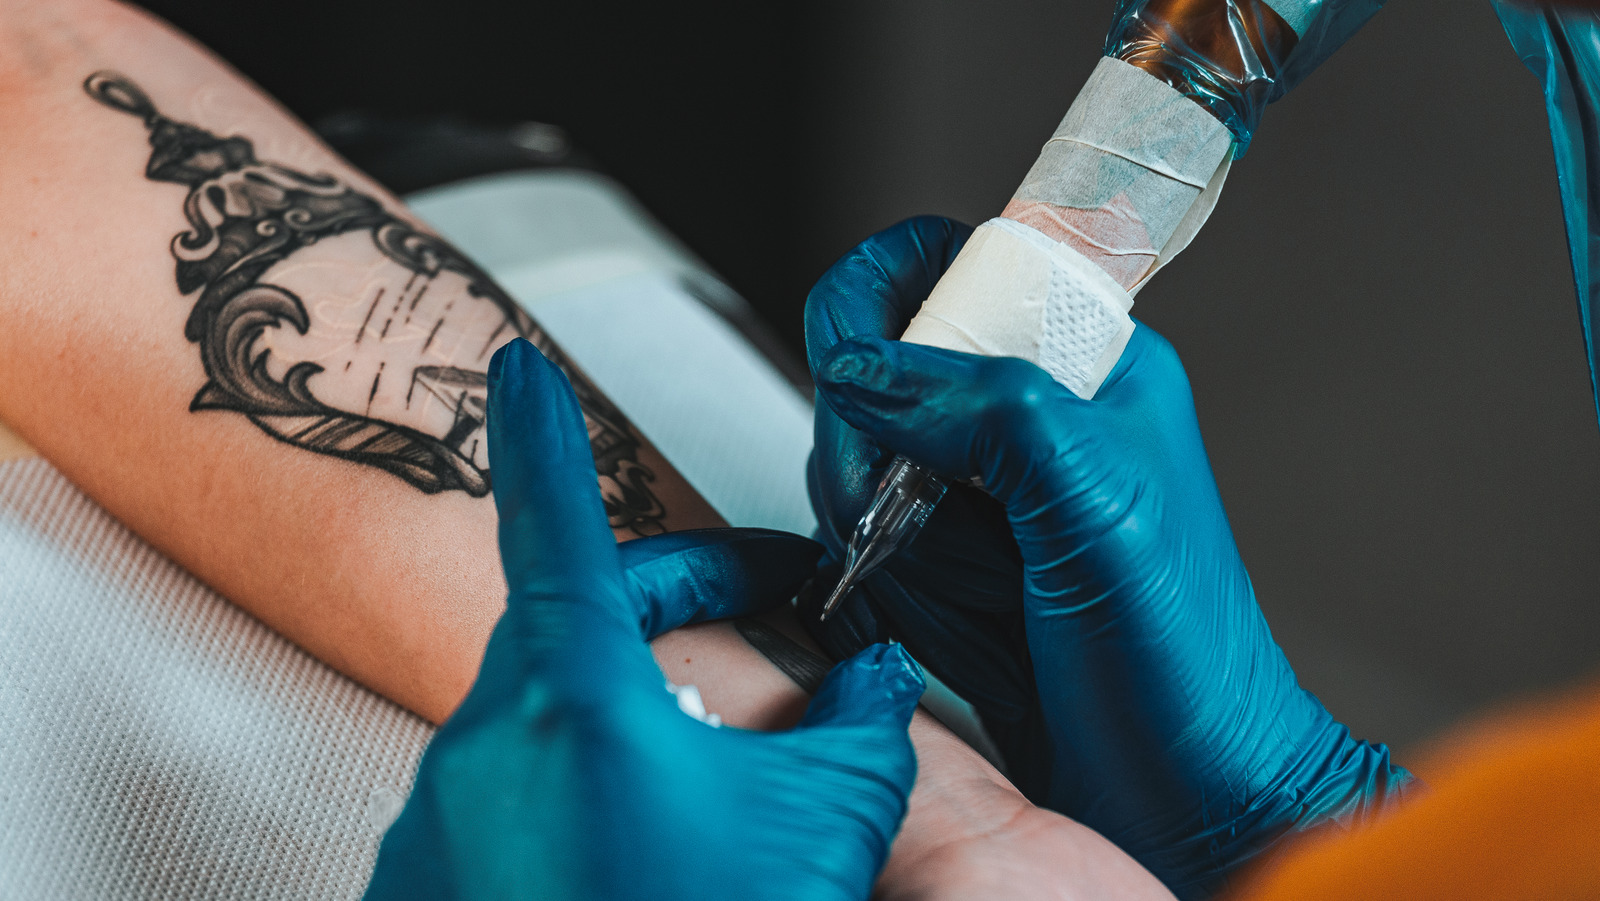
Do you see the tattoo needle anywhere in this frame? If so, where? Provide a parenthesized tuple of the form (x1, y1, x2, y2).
(818, 457, 949, 621)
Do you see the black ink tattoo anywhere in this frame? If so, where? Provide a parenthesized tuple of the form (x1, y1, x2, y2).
(84, 71, 667, 535)
(734, 620, 831, 694)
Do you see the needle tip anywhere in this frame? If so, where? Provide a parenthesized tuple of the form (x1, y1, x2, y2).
(818, 579, 852, 622)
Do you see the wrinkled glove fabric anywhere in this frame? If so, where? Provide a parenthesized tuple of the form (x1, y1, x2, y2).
(366, 339, 924, 901)
(1495, 2, 1600, 426)
(805, 218, 1413, 900)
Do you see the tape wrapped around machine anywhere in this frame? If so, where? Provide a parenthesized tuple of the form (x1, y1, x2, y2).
(1010, 57, 1235, 294)
(901, 217, 1135, 400)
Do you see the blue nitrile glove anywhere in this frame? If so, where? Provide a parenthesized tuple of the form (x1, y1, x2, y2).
(811, 319, 1415, 900)
(1106, 0, 1389, 152)
(1495, 1, 1600, 425)
(365, 338, 925, 901)
(802, 216, 1062, 795)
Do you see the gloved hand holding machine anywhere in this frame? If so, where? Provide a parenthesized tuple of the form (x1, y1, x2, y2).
(807, 0, 1418, 897)
(824, 0, 1384, 615)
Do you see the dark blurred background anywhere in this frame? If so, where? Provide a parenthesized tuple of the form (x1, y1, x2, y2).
(138, 0, 1600, 755)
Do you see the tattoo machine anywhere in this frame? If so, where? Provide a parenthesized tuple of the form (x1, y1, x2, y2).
(822, 0, 1347, 619)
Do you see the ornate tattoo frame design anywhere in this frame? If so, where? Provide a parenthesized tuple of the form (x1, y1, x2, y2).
(85, 71, 666, 534)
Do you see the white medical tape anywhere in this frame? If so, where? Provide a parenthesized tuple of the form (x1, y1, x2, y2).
(1045, 136, 1212, 189)
(897, 59, 1253, 400)
(1014, 57, 1234, 263)
(1133, 150, 1232, 293)
(901, 217, 1134, 400)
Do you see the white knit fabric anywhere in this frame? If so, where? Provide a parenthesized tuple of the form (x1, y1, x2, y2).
(0, 457, 433, 899)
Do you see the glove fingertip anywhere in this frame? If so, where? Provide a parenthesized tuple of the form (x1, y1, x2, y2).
(486, 337, 590, 493)
(872, 642, 927, 711)
(799, 642, 925, 734)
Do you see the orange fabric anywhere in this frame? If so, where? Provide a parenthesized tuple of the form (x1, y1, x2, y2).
(1231, 682, 1600, 901)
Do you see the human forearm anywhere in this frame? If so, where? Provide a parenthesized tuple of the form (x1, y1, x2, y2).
(0, 0, 722, 723)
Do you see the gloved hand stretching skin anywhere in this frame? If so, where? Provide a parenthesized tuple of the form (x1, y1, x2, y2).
(366, 339, 924, 901)
(804, 218, 1414, 900)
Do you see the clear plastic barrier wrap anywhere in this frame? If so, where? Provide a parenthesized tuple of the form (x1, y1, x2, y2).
(1106, 0, 1388, 153)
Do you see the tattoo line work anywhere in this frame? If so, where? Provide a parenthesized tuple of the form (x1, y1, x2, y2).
(734, 620, 831, 695)
(84, 71, 667, 535)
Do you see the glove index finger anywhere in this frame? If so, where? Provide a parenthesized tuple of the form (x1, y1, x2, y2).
(487, 339, 625, 617)
(815, 336, 1086, 506)
(618, 529, 823, 640)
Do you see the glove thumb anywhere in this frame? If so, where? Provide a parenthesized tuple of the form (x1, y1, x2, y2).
(797, 642, 925, 734)
(787, 643, 924, 848)
(739, 643, 923, 900)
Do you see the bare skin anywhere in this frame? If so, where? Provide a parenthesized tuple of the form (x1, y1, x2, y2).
(0, 4, 1175, 898)
(0, 421, 30, 463)
(730, 613, 1177, 900)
